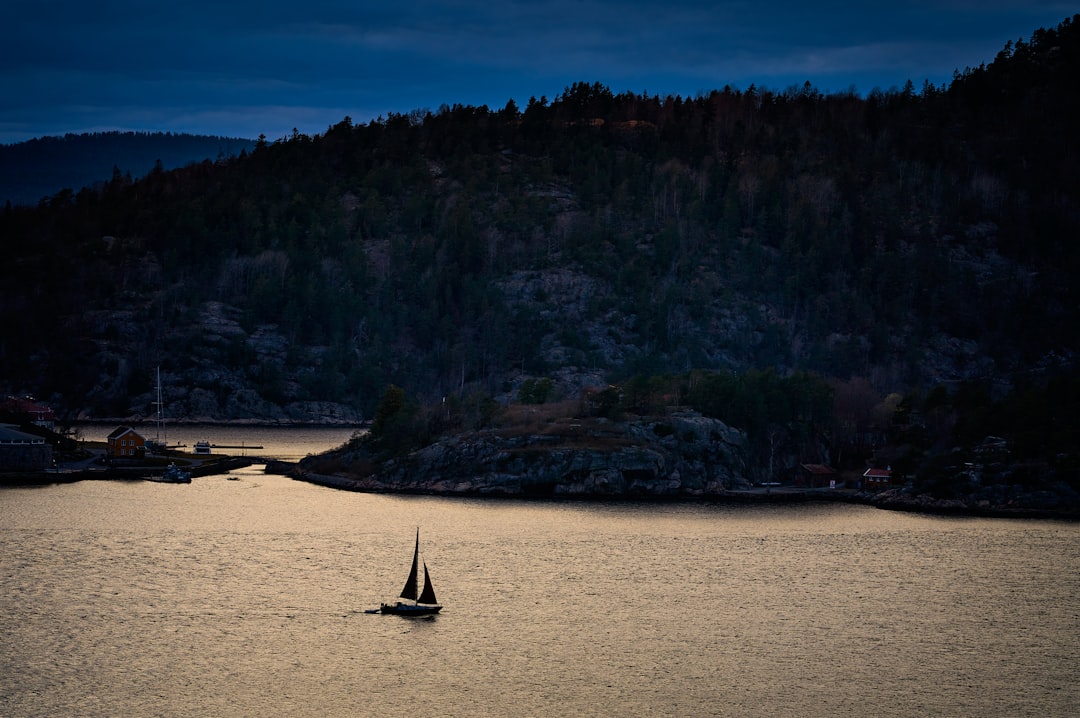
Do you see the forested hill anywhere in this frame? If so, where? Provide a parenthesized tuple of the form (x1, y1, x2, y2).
(1, 16, 1078, 437)
(0, 131, 256, 206)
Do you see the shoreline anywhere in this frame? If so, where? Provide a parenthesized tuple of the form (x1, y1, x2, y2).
(0, 456, 255, 486)
(6, 458, 1075, 521)
(270, 464, 1079, 521)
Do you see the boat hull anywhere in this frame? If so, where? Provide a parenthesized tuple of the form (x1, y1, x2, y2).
(146, 475, 191, 484)
(148, 466, 191, 483)
(380, 602, 442, 616)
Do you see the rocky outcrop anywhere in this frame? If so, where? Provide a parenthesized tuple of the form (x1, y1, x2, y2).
(857, 484, 1080, 519)
(295, 411, 749, 498)
(284, 414, 1080, 518)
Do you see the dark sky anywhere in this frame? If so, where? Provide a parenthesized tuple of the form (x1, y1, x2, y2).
(1, 1, 1072, 143)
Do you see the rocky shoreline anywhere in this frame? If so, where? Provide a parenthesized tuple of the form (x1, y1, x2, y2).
(270, 461, 1079, 520)
(5, 452, 1074, 520)
(263, 464, 1080, 520)
(842, 486, 1080, 521)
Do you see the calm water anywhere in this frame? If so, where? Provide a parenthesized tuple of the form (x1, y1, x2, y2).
(2, 467, 1078, 717)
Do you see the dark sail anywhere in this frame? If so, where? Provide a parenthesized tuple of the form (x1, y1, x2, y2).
(418, 562, 438, 605)
(399, 529, 420, 601)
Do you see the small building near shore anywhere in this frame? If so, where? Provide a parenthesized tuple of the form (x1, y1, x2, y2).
(862, 466, 893, 488)
(797, 463, 837, 488)
(0, 423, 52, 471)
(107, 426, 146, 458)
(0, 395, 55, 430)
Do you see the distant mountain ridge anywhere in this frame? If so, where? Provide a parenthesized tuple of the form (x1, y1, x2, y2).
(0, 131, 256, 206)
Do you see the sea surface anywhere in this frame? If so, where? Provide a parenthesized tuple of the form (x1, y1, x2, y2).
(2, 430, 1079, 716)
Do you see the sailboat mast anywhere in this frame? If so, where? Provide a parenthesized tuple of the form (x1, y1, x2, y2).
(154, 366, 166, 446)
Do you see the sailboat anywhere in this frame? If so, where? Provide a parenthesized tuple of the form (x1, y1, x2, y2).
(145, 366, 185, 454)
(380, 529, 442, 616)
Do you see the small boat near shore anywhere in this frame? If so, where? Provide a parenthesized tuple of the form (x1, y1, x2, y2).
(380, 529, 442, 616)
(147, 463, 192, 483)
(193, 440, 263, 455)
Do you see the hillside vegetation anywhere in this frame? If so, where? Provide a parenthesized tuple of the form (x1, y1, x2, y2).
(2, 16, 1078, 490)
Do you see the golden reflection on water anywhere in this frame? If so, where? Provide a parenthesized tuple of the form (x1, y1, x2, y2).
(2, 469, 1078, 717)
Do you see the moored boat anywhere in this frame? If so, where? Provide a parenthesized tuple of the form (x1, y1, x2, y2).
(148, 462, 192, 483)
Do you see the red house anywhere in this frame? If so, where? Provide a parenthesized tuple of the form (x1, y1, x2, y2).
(862, 467, 893, 487)
(107, 426, 146, 458)
(0, 395, 55, 430)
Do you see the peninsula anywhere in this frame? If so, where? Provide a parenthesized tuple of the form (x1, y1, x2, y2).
(277, 387, 1080, 520)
